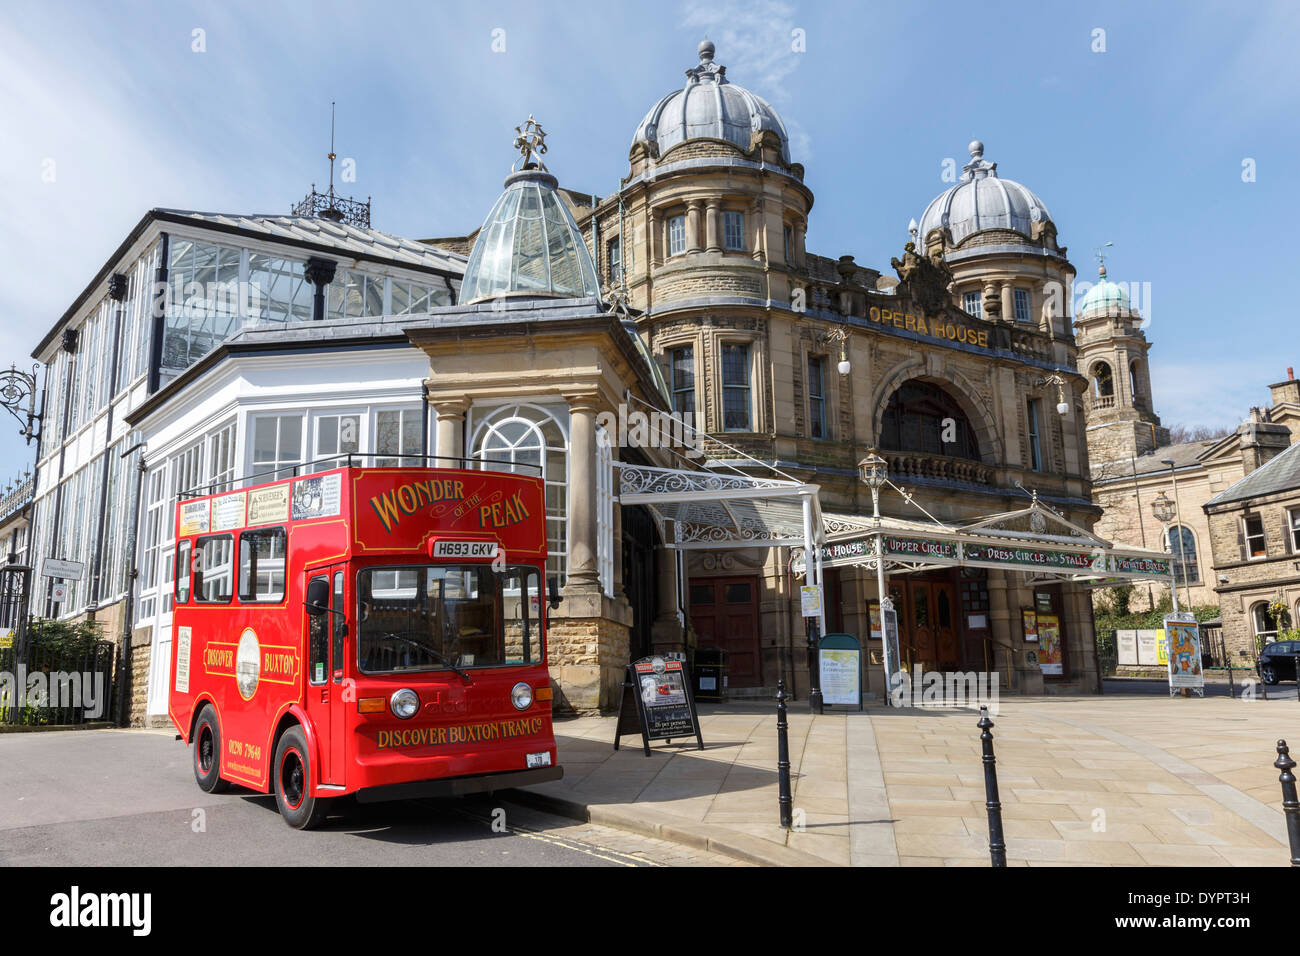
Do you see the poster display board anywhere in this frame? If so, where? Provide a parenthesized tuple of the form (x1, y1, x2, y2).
(1164, 614, 1204, 697)
(1116, 629, 1138, 666)
(1136, 629, 1162, 666)
(819, 633, 863, 710)
(613, 656, 705, 756)
(882, 605, 901, 692)
(1021, 609, 1038, 643)
(869, 602, 882, 640)
(1037, 614, 1063, 675)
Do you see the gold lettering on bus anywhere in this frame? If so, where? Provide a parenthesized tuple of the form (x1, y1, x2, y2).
(369, 480, 467, 533)
(375, 717, 544, 750)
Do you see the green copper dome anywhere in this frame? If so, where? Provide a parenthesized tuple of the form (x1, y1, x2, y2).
(1077, 264, 1132, 317)
(458, 167, 600, 305)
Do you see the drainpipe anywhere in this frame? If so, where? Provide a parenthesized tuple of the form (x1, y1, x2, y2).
(117, 443, 147, 727)
(147, 233, 169, 395)
(420, 381, 430, 459)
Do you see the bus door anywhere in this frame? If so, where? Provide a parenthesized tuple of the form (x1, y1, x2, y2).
(305, 564, 348, 787)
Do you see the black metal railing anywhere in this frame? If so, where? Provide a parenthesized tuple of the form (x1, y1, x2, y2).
(0, 638, 118, 726)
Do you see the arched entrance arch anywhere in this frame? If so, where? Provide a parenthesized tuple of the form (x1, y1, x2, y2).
(870, 364, 1003, 466)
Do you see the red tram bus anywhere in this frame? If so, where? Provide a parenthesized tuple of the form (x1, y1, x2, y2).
(168, 461, 562, 828)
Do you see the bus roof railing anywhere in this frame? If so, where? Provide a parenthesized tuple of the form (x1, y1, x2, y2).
(176, 453, 543, 501)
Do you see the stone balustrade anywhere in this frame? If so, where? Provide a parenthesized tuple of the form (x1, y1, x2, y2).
(883, 451, 993, 485)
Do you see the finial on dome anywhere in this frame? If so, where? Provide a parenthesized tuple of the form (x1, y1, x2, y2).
(969, 140, 984, 159)
(1093, 240, 1113, 278)
(512, 113, 548, 172)
(698, 38, 715, 61)
(686, 38, 726, 83)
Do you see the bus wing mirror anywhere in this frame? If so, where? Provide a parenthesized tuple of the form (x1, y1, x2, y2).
(548, 576, 562, 610)
(305, 578, 330, 615)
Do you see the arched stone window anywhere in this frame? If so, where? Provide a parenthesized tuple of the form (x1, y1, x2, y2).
(880, 381, 980, 461)
(471, 404, 569, 580)
(1252, 601, 1278, 647)
(1092, 361, 1115, 398)
(1129, 360, 1142, 403)
(1164, 524, 1199, 586)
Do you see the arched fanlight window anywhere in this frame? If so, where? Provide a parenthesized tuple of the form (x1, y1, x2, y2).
(1092, 361, 1115, 398)
(1163, 525, 1199, 586)
(880, 380, 980, 461)
(471, 404, 569, 581)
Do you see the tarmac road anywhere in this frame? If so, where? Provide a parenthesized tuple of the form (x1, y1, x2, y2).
(0, 728, 734, 867)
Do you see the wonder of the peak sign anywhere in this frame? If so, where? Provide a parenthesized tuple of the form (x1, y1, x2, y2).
(810, 532, 1171, 580)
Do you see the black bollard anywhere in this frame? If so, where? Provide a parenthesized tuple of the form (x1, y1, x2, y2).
(978, 705, 1007, 867)
(1275, 740, 1300, 866)
(777, 680, 793, 829)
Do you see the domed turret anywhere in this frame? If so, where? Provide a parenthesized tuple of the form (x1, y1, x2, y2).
(632, 41, 791, 163)
(1077, 262, 1135, 318)
(917, 141, 1054, 249)
(459, 117, 600, 305)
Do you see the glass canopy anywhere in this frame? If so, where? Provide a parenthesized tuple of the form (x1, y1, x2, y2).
(459, 169, 601, 305)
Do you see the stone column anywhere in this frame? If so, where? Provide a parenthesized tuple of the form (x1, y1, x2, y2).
(686, 200, 704, 254)
(795, 220, 807, 267)
(648, 210, 661, 267)
(986, 570, 1019, 693)
(432, 398, 468, 464)
(651, 545, 684, 653)
(564, 392, 601, 593)
(705, 200, 721, 253)
(1000, 279, 1016, 324)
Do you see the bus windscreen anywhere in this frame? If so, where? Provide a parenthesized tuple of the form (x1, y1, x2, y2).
(357, 564, 541, 673)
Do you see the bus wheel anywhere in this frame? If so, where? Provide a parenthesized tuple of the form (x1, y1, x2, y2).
(273, 727, 328, 829)
(193, 705, 231, 794)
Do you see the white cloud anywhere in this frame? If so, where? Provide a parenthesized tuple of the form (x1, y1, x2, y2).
(679, 0, 811, 159)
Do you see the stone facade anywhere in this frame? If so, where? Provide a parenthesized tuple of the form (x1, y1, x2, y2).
(1205, 445, 1300, 661)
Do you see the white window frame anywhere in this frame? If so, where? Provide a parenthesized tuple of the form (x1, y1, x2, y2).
(373, 405, 425, 467)
(1164, 524, 1199, 585)
(1014, 288, 1032, 323)
(249, 412, 306, 481)
(1243, 513, 1267, 560)
(963, 290, 982, 319)
(668, 215, 686, 257)
(1288, 508, 1300, 553)
(720, 340, 753, 432)
(311, 409, 365, 471)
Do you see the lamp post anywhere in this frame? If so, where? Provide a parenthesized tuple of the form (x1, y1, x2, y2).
(859, 451, 895, 706)
(1150, 491, 1180, 614)
(1161, 458, 1194, 611)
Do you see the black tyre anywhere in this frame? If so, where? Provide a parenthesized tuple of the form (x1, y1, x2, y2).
(193, 705, 231, 794)
(1262, 664, 1278, 685)
(273, 726, 329, 829)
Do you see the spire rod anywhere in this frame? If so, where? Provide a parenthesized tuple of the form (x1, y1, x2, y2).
(327, 100, 337, 199)
(1093, 240, 1113, 277)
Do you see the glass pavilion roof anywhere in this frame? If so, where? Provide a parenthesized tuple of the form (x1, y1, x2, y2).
(458, 168, 600, 305)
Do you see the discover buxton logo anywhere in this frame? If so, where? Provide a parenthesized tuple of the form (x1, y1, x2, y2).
(49, 886, 151, 936)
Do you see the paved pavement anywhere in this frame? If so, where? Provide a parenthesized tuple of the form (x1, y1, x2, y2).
(0, 729, 747, 867)
(529, 694, 1300, 867)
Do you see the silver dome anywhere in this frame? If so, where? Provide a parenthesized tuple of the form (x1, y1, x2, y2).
(632, 40, 791, 163)
(459, 168, 600, 305)
(917, 141, 1052, 247)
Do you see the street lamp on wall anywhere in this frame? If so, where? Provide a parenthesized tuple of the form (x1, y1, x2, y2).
(1034, 373, 1071, 416)
(822, 326, 851, 375)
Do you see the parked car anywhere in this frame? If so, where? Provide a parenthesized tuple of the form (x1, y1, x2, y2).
(1256, 641, 1299, 684)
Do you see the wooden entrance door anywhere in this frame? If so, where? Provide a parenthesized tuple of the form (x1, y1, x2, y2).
(900, 574, 960, 672)
(689, 576, 762, 688)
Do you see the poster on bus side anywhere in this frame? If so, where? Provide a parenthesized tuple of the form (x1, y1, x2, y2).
(1163, 613, 1204, 697)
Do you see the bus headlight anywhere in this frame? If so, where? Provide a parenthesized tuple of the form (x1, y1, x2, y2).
(390, 688, 420, 720)
(511, 682, 533, 711)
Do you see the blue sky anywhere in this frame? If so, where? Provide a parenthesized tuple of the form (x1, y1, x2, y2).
(1, 0, 1297, 475)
